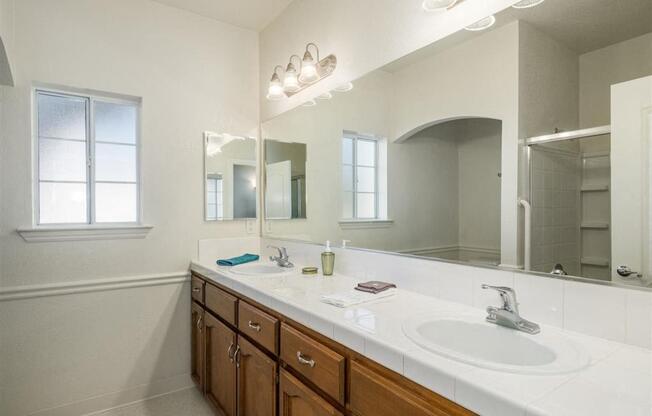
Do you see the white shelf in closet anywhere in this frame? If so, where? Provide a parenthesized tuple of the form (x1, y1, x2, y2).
(580, 222, 610, 229)
(580, 257, 610, 267)
(581, 184, 609, 192)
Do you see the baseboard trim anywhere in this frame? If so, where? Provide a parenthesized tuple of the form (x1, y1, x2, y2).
(0, 271, 190, 302)
(26, 374, 194, 416)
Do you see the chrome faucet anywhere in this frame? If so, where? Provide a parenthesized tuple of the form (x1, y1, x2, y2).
(481, 284, 540, 334)
(268, 245, 294, 268)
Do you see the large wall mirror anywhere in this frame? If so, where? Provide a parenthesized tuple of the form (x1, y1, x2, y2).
(204, 132, 257, 221)
(261, 0, 652, 290)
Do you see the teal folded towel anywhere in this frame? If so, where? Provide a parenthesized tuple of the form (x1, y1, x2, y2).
(217, 253, 259, 266)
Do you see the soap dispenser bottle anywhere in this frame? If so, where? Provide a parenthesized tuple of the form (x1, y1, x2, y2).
(321, 240, 335, 276)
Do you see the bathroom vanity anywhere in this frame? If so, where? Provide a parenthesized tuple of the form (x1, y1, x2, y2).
(189, 270, 473, 416)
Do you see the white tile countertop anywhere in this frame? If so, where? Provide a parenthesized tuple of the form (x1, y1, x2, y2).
(190, 260, 652, 416)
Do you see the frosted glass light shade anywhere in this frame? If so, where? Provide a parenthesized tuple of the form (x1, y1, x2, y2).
(266, 74, 285, 101)
(283, 70, 300, 93)
(299, 51, 318, 84)
(465, 15, 496, 31)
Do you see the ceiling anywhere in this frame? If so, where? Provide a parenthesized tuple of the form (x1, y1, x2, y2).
(150, 0, 294, 31)
(384, 0, 652, 72)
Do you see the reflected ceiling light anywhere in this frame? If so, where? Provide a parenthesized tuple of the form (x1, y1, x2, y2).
(316, 91, 333, 100)
(464, 15, 496, 31)
(266, 66, 285, 101)
(422, 0, 458, 12)
(333, 82, 354, 92)
(266, 43, 337, 101)
(511, 0, 545, 9)
(283, 55, 301, 93)
(302, 99, 317, 107)
(204, 131, 246, 157)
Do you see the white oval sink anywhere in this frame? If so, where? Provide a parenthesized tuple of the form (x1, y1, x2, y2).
(229, 262, 292, 276)
(403, 314, 590, 375)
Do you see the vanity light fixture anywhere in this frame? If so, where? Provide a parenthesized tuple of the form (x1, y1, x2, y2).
(333, 82, 354, 92)
(422, 0, 459, 12)
(266, 65, 285, 101)
(266, 42, 337, 101)
(511, 0, 545, 9)
(464, 15, 496, 31)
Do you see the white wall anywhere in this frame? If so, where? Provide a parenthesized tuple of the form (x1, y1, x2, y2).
(0, 0, 14, 85)
(259, 0, 521, 120)
(0, 1, 259, 414)
(579, 32, 652, 128)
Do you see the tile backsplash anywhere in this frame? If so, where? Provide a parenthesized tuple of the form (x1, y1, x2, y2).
(198, 237, 652, 349)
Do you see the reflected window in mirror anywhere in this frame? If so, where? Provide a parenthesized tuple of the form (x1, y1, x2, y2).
(264, 140, 307, 220)
(342, 132, 388, 220)
(204, 133, 257, 221)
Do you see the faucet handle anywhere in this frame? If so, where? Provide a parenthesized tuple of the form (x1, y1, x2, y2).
(267, 245, 283, 258)
(481, 284, 518, 313)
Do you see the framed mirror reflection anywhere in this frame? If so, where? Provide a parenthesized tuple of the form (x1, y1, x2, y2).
(204, 132, 257, 221)
(261, 0, 652, 290)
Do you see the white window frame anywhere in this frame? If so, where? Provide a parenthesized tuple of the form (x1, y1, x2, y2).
(18, 86, 151, 242)
(205, 174, 224, 221)
(342, 132, 379, 220)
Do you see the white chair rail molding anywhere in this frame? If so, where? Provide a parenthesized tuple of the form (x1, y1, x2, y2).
(1, 1, 651, 416)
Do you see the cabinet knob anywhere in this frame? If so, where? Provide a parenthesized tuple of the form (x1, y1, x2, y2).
(296, 351, 315, 368)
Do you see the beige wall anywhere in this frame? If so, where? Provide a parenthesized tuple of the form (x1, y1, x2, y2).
(259, 0, 520, 120)
(579, 32, 652, 128)
(0, 1, 259, 414)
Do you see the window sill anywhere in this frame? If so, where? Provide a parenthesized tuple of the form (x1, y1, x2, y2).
(338, 219, 394, 230)
(17, 224, 154, 243)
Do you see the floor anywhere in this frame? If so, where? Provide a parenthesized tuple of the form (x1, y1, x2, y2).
(92, 388, 213, 416)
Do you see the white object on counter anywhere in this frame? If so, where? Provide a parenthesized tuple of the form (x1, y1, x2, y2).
(320, 288, 397, 307)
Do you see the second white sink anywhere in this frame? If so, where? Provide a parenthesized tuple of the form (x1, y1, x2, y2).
(403, 314, 590, 375)
(229, 262, 293, 276)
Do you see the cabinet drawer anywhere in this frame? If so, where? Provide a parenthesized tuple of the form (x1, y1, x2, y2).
(191, 276, 204, 304)
(279, 368, 343, 416)
(205, 283, 238, 326)
(280, 323, 345, 405)
(238, 301, 279, 355)
(350, 361, 474, 416)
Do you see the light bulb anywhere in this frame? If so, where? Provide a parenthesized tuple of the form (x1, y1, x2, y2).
(283, 62, 300, 93)
(299, 50, 319, 83)
(266, 72, 285, 101)
(464, 15, 496, 31)
(512, 0, 545, 9)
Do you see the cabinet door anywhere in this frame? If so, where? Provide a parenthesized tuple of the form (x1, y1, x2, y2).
(205, 312, 237, 416)
(191, 302, 204, 389)
(237, 336, 277, 416)
(279, 369, 342, 416)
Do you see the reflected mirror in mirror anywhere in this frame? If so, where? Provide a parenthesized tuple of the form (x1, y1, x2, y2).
(204, 132, 257, 221)
(261, 0, 652, 289)
(264, 140, 307, 220)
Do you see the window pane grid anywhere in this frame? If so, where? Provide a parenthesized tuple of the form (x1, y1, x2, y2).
(342, 135, 378, 220)
(36, 90, 139, 225)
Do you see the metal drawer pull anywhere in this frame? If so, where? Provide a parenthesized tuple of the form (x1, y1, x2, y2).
(192, 287, 201, 292)
(296, 351, 315, 368)
(247, 321, 262, 332)
(234, 345, 242, 368)
(196, 316, 203, 330)
(227, 343, 235, 363)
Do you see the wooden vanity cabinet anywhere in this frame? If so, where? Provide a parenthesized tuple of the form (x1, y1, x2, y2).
(279, 369, 342, 416)
(191, 273, 474, 416)
(237, 336, 277, 416)
(204, 312, 237, 416)
(191, 302, 204, 389)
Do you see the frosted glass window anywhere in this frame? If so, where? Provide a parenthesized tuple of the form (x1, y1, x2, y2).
(341, 134, 379, 219)
(35, 89, 140, 225)
(39, 138, 87, 182)
(356, 193, 376, 218)
(95, 183, 137, 223)
(95, 101, 137, 144)
(39, 182, 87, 224)
(95, 143, 137, 182)
(37, 93, 86, 140)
